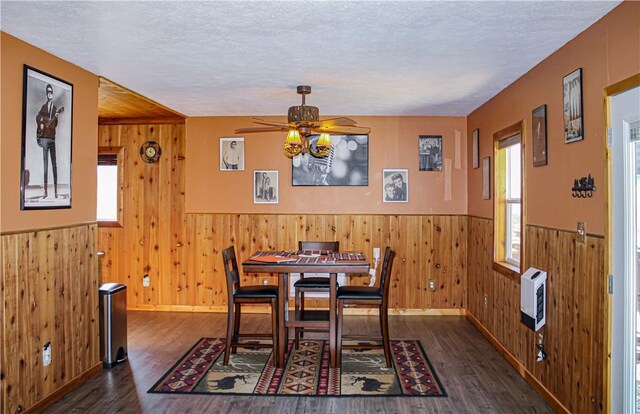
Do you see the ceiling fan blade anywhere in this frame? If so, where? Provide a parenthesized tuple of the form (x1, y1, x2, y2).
(313, 125, 371, 135)
(235, 126, 290, 133)
(252, 118, 290, 127)
(313, 117, 357, 127)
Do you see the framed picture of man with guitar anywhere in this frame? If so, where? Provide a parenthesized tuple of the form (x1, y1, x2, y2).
(21, 65, 73, 209)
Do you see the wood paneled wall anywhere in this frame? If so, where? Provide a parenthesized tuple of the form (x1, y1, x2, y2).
(100, 212, 467, 311)
(97, 124, 186, 307)
(1, 224, 100, 414)
(467, 216, 605, 413)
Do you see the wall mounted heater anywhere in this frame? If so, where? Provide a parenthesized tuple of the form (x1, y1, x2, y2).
(520, 267, 547, 331)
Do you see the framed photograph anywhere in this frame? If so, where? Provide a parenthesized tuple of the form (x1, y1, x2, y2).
(220, 137, 245, 171)
(292, 135, 368, 186)
(383, 169, 408, 203)
(563, 68, 584, 143)
(532, 104, 548, 167)
(21, 65, 73, 210)
(472, 129, 480, 169)
(254, 170, 278, 204)
(418, 135, 443, 171)
(482, 157, 491, 200)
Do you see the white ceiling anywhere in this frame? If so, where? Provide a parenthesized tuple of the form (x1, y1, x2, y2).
(1, 1, 621, 117)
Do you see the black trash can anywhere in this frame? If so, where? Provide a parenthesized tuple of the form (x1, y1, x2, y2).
(99, 283, 128, 368)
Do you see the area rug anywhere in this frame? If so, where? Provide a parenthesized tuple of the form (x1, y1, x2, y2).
(149, 338, 446, 397)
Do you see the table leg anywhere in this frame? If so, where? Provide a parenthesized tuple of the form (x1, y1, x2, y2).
(278, 272, 287, 368)
(329, 272, 337, 368)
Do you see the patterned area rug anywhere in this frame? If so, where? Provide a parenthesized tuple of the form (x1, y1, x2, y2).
(149, 338, 446, 397)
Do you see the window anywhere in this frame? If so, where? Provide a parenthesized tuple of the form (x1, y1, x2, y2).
(97, 147, 123, 227)
(493, 122, 524, 278)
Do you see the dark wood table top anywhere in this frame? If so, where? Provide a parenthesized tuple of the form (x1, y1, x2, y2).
(242, 250, 370, 274)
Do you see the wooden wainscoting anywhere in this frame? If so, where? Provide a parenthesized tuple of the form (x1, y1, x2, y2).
(100, 212, 468, 312)
(467, 216, 606, 414)
(1, 223, 100, 414)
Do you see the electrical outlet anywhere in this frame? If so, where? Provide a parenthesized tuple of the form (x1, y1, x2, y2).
(43, 342, 51, 366)
(483, 293, 488, 309)
(142, 274, 150, 287)
(537, 333, 544, 345)
(373, 247, 380, 259)
(577, 221, 586, 244)
(262, 278, 269, 285)
(428, 279, 436, 291)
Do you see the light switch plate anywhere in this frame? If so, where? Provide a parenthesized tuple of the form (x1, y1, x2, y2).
(577, 221, 586, 244)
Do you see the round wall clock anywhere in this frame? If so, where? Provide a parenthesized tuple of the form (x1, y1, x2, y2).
(140, 141, 162, 163)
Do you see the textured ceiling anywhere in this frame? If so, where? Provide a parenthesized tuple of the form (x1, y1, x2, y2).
(1, 1, 621, 117)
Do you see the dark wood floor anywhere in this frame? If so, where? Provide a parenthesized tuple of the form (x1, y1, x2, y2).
(44, 312, 553, 414)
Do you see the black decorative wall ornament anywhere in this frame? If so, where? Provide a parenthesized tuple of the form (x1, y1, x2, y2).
(140, 140, 161, 163)
(572, 174, 595, 198)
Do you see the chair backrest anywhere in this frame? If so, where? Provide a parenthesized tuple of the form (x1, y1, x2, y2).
(298, 241, 339, 252)
(221, 246, 240, 298)
(378, 247, 395, 297)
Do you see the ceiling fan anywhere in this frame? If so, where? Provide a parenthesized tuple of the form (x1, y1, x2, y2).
(235, 85, 371, 158)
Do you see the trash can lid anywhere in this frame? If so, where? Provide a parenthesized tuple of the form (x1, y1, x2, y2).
(99, 283, 127, 295)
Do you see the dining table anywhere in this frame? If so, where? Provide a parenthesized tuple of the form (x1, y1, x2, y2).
(241, 250, 370, 368)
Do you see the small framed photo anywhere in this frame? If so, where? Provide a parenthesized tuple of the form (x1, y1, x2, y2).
(418, 135, 442, 171)
(254, 170, 278, 204)
(472, 129, 480, 169)
(383, 169, 408, 202)
(563, 68, 584, 143)
(532, 104, 548, 167)
(220, 137, 245, 171)
(21, 65, 74, 210)
(482, 157, 491, 200)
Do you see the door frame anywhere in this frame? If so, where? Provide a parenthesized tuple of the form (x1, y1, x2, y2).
(604, 73, 640, 414)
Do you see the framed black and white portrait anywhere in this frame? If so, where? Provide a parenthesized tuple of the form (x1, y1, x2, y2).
(482, 157, 491, 200)
(220, 137, 245, 171)
(21, 65, 73, 210)
(383, 169, 408, 203)
(472, 129, 480, 169)
(563, 68, 584, 143)
(418, 135, 443, 171)
(292, 135, 368, 186)
(532, 104, 548, 166)
(254, 170, 278, 204)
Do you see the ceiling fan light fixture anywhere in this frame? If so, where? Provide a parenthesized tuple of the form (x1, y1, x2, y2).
(283, 129, 303, 158)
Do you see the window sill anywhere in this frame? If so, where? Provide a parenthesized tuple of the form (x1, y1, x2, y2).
(98, 221, 123, 228)
(492, 261, 521, 282)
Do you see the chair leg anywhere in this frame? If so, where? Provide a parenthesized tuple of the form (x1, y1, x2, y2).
(294, 287, 301, 349)
(232, 302, 241, 354)
(271, 298, 279, 367)
(380, 304, 392, 368)
(299, 291, 305, 339)
(224, 303, 235, 365)
(336, 300, 344, 366)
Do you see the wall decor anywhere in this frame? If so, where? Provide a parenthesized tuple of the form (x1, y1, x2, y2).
(532, 104, 548, 166)
(140, 140, 162, 164)
(21, 65, 73, 210)
(472, 129, 480, 169)
(482, 157, 491, 200)
(383, 168, 408, 202)
(418, 135, 443, 171)
(254, 170, 278, 204)
(220, 137, 245, 171)
(563, 68, 584, 143)
(571, 174, 596, 198)
(292, 134, 368, 186)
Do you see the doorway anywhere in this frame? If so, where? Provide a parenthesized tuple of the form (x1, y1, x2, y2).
(610, 78, 640, 414)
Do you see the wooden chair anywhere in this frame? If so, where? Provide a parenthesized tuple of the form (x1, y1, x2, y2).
(222, 246, 279, 366)
(336, 247, 395, 367)
(294, 241, 339, 348)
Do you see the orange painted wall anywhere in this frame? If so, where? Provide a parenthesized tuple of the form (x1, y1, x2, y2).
(186, 116, 467, 214)
(467, 1, 640, 236)
(1, 32, 98, 232)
